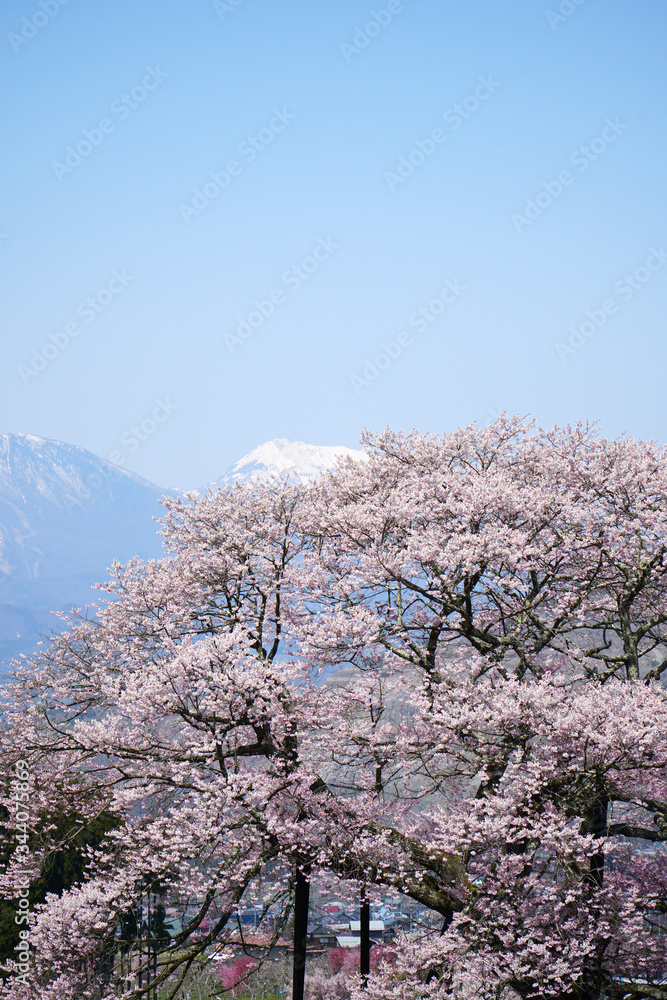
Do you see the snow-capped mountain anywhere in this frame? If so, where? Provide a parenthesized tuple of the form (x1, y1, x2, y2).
(213, 438, 365, 488)
(0, 434, 168, 670)
(0, 433, 364, 673)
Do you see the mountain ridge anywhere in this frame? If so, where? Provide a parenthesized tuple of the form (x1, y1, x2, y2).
(0, 432, 363, 672)
(0, 432, 171, 671)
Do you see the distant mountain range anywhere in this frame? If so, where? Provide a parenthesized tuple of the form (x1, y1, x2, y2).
(0, 434, 363, 673)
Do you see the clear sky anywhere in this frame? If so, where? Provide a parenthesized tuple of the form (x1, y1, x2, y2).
(2, 0, 666, 490)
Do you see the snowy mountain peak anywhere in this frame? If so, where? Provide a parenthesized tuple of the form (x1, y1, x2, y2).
(0, 433, 157, 508)
(216, 438, 365, 486)
(0, 434, 168, 668)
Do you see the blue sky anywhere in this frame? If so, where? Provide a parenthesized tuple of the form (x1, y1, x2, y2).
(1, 0, 666, 489)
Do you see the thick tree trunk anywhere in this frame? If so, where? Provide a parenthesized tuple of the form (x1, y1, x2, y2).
(579, 794, 609, 1000)
(588, 795, 607, 890)
(292, 866, 310, 1000)
(360, 888, 370, 984)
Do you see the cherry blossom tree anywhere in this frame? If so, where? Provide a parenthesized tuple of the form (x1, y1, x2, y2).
(0, 416, 666, 1000)
(297, 417, 667, 683)
(0, 478, 316, 998)
(296, 416, 667, 998)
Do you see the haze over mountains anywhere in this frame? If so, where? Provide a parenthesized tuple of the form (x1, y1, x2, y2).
(0, 433, 363, 673)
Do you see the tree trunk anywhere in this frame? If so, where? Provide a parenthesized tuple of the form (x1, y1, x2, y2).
(360, 888, 370, 984)
(292, 866, 310, 1000)
(579, 794, 609, 1000)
